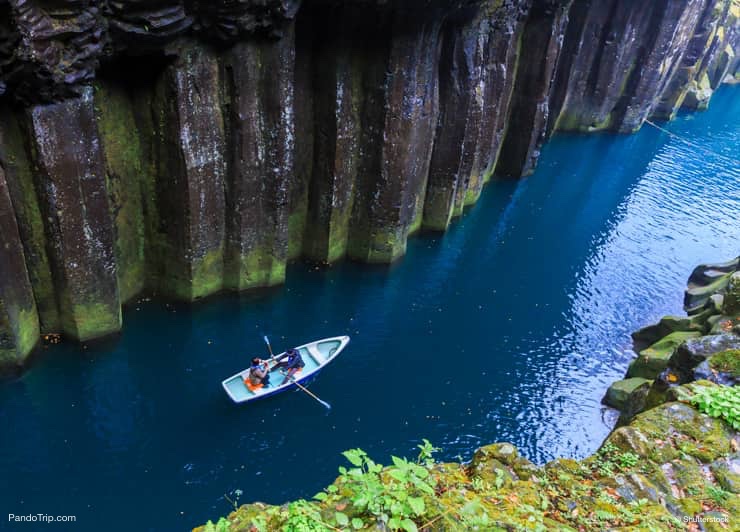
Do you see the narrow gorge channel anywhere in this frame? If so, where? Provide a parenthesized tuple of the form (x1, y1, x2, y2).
(1, 0, 739, 367)
(0, 1, 739, 531)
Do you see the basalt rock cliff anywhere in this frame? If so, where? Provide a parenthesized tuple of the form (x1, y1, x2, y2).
(1, 0, 739, 369)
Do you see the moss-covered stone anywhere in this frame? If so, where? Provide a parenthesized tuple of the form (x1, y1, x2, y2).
(710, 454, 740, 493)
(721, 273, 740, 314)
(632, 314, 709, 350)
(685, 272, 733, 314)
(197, 394, 739, 532)
(603, 377, 652, 410)
(671, 333, 740, 373)
(627, 331, 701, 379)
(708, 349, 740, 379)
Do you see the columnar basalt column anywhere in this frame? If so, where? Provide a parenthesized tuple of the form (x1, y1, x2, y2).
(424, 1, 527, 230)
(0, 164, 39, 366)
(26, 88, 122, 341)
(287, 15, 314, 261)
(302, 7, 364, 263)
(348, 5, 444, 262)
(680, 0, 740, 110)
(222, 29, 295, 289)
(615, 0, 706, 132)
(95, 81, 148, 303)
(151, 44, 227, 300)
(461, 2, 529, 209)
(0, 108, 60, 332)
(496, 0, 571, 177)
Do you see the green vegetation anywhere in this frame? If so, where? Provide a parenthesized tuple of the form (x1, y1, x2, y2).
(197, 389, 738, 532)
(203, 518, 231, 532)
(708, 349, 740, 378)
(690, 384, 740, 430)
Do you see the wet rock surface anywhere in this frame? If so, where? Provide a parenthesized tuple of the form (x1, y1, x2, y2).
(0, 1, 738, 365)
(606, 258, 739, 424)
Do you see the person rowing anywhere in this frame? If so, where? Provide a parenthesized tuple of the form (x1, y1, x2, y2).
(271, 347, 305, 384)
(247, 357, 271, 388)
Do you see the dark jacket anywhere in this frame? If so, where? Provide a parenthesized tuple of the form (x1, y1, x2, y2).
(276, 350, 305, 369)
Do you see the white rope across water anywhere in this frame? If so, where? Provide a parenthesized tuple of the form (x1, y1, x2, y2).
(644, 119, 740, 168)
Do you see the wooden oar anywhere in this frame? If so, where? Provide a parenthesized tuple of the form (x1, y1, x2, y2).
(263, 336, 331, 410)
(280, 370, 331, 410)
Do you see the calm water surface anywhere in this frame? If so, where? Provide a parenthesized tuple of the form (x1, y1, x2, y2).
(1, 87, 738, 531)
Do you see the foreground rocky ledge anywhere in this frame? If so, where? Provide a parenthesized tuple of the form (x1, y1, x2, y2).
(195, 260, 739, 531)
(195, 387, 738, 531)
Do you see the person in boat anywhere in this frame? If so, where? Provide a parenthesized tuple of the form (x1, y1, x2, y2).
(271, 348, 305, 384)
(248, 357, 271, 388)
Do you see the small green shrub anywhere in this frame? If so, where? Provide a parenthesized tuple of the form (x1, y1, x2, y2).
(690, 385, 740, 429)
(617, 452, 639, 470)
(705, 485, 731, 506)
(203, 518, 230, 532)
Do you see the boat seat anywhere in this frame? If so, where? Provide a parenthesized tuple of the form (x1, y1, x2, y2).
(306, 344, 325, 364)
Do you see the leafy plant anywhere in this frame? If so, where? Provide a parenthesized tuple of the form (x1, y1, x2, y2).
(617, 452, 639, 470)
(203, 518, 231, 532)
(705, 485, 730, 506)
(281, 500, 334, 532)
(690, 385, 740, 429)
(334, 448, 435, 531)
(596, 460, 615, 477)
(494, 469, 507, 489)
(598, 442, 618, 456)
(416, 439, 439, 466)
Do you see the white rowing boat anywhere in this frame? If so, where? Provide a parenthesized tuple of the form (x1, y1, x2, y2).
(221, 336, 350, 404)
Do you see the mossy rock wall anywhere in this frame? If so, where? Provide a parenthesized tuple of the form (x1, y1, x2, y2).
(0, 1, 738, 367)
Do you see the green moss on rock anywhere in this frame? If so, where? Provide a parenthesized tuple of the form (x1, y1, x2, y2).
(708, 349, 740, 379)
(627, 331, 702, 379)
(94, 81, 148, 304)
(603, 377, 652, 410)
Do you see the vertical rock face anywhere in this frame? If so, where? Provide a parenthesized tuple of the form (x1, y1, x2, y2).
(424, 1, 527, 229)
(652, 0, 728, 119)
(0, 0, 737, 368)
(302, 4, 368, 263)
(95, 82, 148, 304)
(26, 89, 121, 341)
(348, 3, 444, 262)
(151, 44, 227, 300)
(287, 17, 314, 260)
(549, 0, 739, 132)
(614, 0, 706, 132)
(0, 164, 39, 367)
(680, 0, 740, 110)
(0, 108, 60, 332)
(222, 30, 294, 289)
(496, 0, 571, 177)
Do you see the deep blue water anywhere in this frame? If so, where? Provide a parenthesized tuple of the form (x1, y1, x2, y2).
(1, 86, 738, 531)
